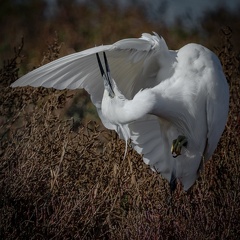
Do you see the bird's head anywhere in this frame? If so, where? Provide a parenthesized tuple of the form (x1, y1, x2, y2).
(96, 52, 130, 124)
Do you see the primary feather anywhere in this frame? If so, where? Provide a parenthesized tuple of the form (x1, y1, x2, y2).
(11, 32, 229, 190)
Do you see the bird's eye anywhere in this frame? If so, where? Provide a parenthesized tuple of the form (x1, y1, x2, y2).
(118, 95, 125, 100)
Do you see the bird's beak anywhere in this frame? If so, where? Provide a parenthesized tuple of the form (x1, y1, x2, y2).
(96, 52, 115, 98)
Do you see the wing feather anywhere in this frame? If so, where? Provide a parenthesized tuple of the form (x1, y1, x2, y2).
(128, 115, 175, 182)
(12, 33, 162, 100)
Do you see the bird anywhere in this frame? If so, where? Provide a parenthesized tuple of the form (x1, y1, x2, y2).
(11, 32, 229, 191)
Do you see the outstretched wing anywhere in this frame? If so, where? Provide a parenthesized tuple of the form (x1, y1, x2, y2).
(12, 33, 163, 100)
(11, 33, 163, 130)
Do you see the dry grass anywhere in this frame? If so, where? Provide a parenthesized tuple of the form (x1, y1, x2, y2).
(0, 28, 240, 239)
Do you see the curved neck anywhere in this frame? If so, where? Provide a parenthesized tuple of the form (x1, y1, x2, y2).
(101, 88, 156, 125)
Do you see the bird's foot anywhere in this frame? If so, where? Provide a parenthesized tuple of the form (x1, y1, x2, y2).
(171, 135, 188, 158)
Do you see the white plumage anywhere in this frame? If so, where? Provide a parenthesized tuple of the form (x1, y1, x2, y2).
(11, 32, 229, 190)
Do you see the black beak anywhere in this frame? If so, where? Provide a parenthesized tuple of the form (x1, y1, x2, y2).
(96, 52, 115, 98)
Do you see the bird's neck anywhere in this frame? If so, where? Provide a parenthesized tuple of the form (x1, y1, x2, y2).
(101, 88, 156, 125)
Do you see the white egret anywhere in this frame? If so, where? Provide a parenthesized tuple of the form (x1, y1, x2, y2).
(11, 32, 229, 191)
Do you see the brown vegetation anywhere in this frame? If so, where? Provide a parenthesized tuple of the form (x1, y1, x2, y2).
(0, 2, 240, 239)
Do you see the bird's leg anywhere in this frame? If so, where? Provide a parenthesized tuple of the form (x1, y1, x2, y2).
(171, 135, 188, 158)
(169, 173, 177, 193)
(167, 173, 177, 206)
